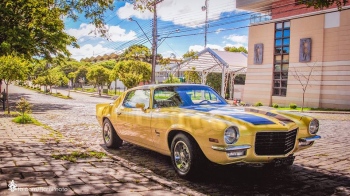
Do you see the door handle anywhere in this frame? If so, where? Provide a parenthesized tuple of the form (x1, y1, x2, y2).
(116, 111, 121, 115)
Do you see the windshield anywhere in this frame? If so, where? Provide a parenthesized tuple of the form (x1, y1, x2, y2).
(153, 85, 227, 108)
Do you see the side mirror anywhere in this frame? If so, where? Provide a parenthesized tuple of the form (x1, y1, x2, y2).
(135, 103, 146, 112)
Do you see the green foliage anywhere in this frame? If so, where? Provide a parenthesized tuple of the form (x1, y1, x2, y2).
(13, 113, 35, 124)
(0, 0, 114, 60)
(272, 103, 279, 108)
(0, 54, 29, 113)
(118, 45, 151, 62)
(224, 46, 248, 53)
(16, 97, 32, 116)
(87, 65, 111, 87)
(234, 74, 246, 85)
(96, 60, 116, 70)
(184, 67, 201, 84)
(0, 54, 29, 84)
(297, 0, 348, 10)
(113, 60, 151, 88)
(206, 73, 221, 92)
(183, 50, 198, 59)
(52, 151, 107, 163)
(255, 102, 263, 106)
(164, 74, 181, 83)
(289, 103, 297, 109)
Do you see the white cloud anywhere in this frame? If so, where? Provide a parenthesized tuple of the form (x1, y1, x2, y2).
(189, 44, 224, 52)
(66, 23, 136, 42)
(216, 28, 225, 34)
(68, 44, 115, 60)
(117, 0, 236, 27)
(225, 34, 248, 44)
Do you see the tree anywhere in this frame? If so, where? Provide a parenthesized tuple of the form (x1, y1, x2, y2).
(184, 67, 201, 84)
(0, 0, 114, 60)
(118, 45, 151, 62)
(183, 50, 198, 59)
(291, 62, 317, 112)
(206, 73, 222, 92)
(96, 60, 116, 70)
(86, 65, 111, 96)
(224, 46, 248, 53)
(0, 54, 29, 114)
(113, 60, 151, 89)
(298, 0, 348, 10)
(164, 74, 181, 84)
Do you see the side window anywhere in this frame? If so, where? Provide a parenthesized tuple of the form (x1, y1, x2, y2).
(123, 89, 150, 109)
(154, 87, 182, 108)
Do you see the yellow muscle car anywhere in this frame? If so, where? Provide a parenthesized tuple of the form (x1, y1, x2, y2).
(96, 84, 321, 179)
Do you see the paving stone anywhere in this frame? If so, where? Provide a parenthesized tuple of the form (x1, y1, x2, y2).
(0, 173, 22, 181)
(15, 161, 46, 167)
(2, 167, 35, 174)
(107, 182, 149, 193)
(29, 186, 75, 196)
(0, 161, 16, 168)
(69, 183, 115, 195)
(0, 181, 7, 190)
(45, 177, 85, 187)
(33, 165, 67, 172)
(22, 171, 56, 178)
(0, 189, 30, 196)
(78, 175, 118, 184)
(8, 178, 48, 188)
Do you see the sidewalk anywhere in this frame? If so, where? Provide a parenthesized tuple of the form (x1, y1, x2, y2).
(0, 114, 202, 195)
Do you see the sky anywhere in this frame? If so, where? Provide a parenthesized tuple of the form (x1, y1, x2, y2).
(64, 0, 251, 61)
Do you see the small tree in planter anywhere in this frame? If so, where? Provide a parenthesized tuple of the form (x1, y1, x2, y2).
(15, 97, 32, 124)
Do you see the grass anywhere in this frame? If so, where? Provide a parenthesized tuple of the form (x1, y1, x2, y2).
(275, 107, 350, 112)
(19, 84, 71, 99)
(276, 107, 312, 111)
(12, 113, 41, 125)
(52, 151, 107, 163)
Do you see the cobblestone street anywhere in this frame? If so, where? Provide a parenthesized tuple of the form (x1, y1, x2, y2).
(1, 85, 350, 195)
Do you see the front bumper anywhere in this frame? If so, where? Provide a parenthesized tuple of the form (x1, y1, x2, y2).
(212, 145, 251, 158)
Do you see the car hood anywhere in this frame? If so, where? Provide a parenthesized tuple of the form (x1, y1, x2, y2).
(180, 105, 294, 125)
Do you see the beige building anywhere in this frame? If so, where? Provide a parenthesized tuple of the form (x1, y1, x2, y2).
(238, 0, 350, 109)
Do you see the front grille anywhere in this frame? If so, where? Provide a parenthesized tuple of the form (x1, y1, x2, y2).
(255, 128, 297, 156)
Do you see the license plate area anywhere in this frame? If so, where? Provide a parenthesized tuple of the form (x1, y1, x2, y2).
(272, 155, 295, 167)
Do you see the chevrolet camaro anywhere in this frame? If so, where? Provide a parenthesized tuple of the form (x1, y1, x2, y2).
(96, 84, 321, 178)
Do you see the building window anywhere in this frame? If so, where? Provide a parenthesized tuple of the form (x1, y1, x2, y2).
(273, 21, 290, 96)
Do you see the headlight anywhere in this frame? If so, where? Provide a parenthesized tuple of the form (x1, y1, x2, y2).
(224, 126, 239, 144)
(308, 119, 319, 134)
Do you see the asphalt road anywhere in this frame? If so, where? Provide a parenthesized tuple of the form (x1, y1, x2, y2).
(6, 84, 350, 196)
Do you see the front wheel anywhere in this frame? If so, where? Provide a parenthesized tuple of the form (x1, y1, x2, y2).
(170, 133, 206, 179)
(102, 119, 123, 149)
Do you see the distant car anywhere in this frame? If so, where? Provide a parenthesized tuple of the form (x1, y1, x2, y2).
(96, 84, 321, 178)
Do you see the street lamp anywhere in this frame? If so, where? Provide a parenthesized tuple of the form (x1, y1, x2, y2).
(128, 18, 152, 44)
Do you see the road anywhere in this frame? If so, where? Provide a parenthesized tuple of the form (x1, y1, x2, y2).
(6, 84, 350, 195)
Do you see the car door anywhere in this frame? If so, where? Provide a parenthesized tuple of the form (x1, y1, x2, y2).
(150, 87, 182, 153)
(113, 89, 153, 148)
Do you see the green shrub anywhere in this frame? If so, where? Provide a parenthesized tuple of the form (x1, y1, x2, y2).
(272, 103, 279, 108)
(13, 113, 34, 124)
(289, 103, 297, 109)
(255, 102, 263, 106)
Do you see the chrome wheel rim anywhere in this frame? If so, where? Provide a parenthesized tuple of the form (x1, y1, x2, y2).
(103, 123, 112, 143)
(174, 141, 191, 173)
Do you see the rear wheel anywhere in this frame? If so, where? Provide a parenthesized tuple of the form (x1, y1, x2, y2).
(170, 133, 206, 179)
(103, 119, 123, 149)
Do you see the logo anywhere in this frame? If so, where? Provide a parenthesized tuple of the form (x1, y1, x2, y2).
(8, 180, 17, 192)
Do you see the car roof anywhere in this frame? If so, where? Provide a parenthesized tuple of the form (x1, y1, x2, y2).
(131, 83, 209, 90)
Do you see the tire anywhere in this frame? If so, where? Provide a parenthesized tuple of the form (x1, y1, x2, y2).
(102, 119, 123, 149)
(170, 133, 206, 179)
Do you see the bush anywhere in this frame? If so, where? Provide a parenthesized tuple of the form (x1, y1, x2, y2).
(272, 103, 279, 108)
(13, 113, 34, 124)
(255, 102, 263, 106)
(289, 103, 297, 109)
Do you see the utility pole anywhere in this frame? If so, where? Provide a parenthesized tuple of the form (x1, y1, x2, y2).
(151, 0, 163, 84)
(202, 0, 209, 48)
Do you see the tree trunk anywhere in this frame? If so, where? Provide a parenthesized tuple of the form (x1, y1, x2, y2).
(302, 91, 305, 112)
(6, 84, 9, 114)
